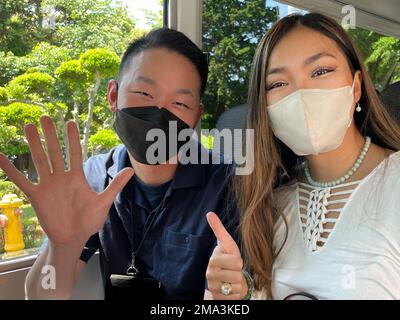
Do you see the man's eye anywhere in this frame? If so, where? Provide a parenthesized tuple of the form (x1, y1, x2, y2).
(134, 91, 152, 98)
(312, 68, 334, 77)
(267, 82, 287, 91)
(173, 102, 189, 109)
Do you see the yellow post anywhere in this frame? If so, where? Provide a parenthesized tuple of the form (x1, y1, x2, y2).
(0, 194, 25, 252)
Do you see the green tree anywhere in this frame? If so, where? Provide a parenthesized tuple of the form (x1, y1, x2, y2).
(348, 28, 400, 91)
(202, 0, 277, 128)
(55, 59, 88, 124)
(0, 125, 25, 156)
(0, 0, 157, 165)
(22, 42, 72, 75)
(0, 0, 136, 60)
(0, 51, 26, 86)
(0, 102, 45, 156)
(43, 0, 136, 55)
(0, 0, 51, 56)
(79, 48, 120, 160)
(88, 128, 120, 155)
(2, 71, 69, 164)
(144, 0, 163, 29)
(365, 37, 400, 91)
(6, 72, 55, 101)
(0, 87, 8, 101)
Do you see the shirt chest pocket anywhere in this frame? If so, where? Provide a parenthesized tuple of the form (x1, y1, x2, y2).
(159, 229, 214, 295)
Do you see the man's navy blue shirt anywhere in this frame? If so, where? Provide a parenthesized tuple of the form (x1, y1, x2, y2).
(80, 144, 238, 300)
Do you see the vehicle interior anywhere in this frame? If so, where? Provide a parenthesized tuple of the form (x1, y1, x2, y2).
(0, 0, 399, 300)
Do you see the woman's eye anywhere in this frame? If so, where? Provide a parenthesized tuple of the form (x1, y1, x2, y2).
(173, 102, 189, 109)
(267, 82, 287, 91)
(312, 68, 334, 77)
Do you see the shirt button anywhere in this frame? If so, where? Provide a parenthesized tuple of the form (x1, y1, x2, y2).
(184, 236, 189, 243)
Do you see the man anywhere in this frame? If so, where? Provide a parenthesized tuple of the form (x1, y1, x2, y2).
(0, 28, 237, 300)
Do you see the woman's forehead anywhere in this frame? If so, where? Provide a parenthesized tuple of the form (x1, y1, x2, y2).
(267, 26, 345, 69)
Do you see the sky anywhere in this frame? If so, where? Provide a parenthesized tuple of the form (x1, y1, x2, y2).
(120, 0, 162, 29)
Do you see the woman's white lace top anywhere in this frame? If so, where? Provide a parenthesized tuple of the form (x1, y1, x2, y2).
(253, 151, 400, 300)
(298, 180, 360, 253)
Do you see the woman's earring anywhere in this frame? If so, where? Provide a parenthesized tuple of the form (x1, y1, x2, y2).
(356, 103, 362, 112)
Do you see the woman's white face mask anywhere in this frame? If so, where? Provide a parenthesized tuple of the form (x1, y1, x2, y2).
(267, 79, 356, 156)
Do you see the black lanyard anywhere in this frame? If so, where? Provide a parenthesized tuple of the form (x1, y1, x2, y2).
(126, 194, 169, 276)
(104, 150, 171, 276)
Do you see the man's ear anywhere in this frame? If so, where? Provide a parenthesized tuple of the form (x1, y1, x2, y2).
(108, 79, 118, 113)
(199, 103, 205, 115)
(194, 103, 205, 129)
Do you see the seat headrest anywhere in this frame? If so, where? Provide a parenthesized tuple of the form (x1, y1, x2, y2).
(380, 81, 400, 124)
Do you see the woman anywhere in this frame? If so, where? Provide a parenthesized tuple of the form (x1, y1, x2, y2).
(205, 12, 400, 300)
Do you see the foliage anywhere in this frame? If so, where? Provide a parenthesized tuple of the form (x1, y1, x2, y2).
(6, 72, 55, 100)
(202, 0, 277, 128)
(79, 48, 120, 80)
(22, 42, 73, 76)
(0, 0, 52, 56)
(0, 87, 8, 101)
(54, 59, 88, 106)
(21, 204, 45, 250)
(0, 0, 158, 257)
(200, 133, 214, 150)
(144, 0, 164, 29)
(365, 36, 400, 90)
(0, 102, 46, 156)
(88, 128, 121, 155)
(0, 51, 25, 86)
(348, 28, 400, 91)
(0, 0, 136, 56)
(55, 59, 88, 86)
(43, 0, 136, 55)
(0, 180, 28, 203)
(0, 125, 27, 156)
(0, 102, 46, 127)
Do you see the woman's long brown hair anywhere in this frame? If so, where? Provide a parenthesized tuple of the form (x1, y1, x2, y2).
(234, 13, 400, 298)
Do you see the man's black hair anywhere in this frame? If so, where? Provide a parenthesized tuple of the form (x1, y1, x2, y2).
(118, 28, 208, 95)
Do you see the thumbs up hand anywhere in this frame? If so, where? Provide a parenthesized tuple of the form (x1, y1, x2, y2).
(205, 212, 248, 300)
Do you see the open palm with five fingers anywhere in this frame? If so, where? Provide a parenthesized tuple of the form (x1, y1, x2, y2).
(0, 116, 134, 249)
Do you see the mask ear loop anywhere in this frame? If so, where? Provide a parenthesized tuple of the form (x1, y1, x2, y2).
(350, 75, 356, 94)
(114, 81, 119, 108)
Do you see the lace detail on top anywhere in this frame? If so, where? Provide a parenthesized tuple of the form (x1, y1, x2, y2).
(298, 180, 361, 252)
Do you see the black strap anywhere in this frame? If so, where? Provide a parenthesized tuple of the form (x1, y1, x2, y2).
(103, 147, 169, 276)
(103, 149, 116, 189)
(283, 292, 318, 300)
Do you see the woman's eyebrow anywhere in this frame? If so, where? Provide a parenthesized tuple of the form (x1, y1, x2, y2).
(304, 51, 337, 65)
(267, 52, 337, 76)
(267, 66, 287, 76)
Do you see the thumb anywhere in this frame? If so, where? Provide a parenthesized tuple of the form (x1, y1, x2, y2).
(101, 167, 135, 205)
(206, 211, 240, 256)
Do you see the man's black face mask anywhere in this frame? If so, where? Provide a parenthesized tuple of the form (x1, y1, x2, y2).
(113, 90, 192, 165)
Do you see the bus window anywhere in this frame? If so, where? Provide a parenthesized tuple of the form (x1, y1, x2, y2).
(200, 0, 399, 130)
(0, 0, 163, 284)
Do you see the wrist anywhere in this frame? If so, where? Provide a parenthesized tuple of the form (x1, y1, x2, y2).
(48, 238, 85, 259)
